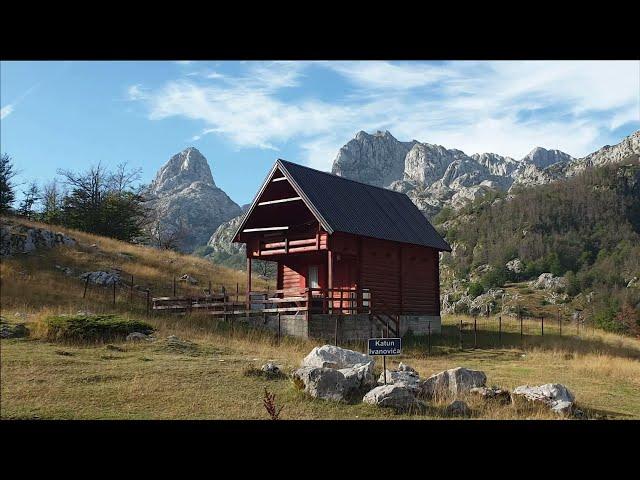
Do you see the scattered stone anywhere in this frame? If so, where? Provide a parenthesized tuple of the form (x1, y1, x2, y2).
(261, 362, 281, 374)
(363, 384, 420, 411)
(79, 271, 122, 286)
(55, 265, 74, 276)
(301, 345, 373, 369)
(511, 383, 575, 415)
(126, 332, 151, 342)
(470, 386, 511, 404)
(398, 362, 417, 373)
(179, 274, 198, 285)
(446, 400, 470, 417)
(421, 367, 487, 399)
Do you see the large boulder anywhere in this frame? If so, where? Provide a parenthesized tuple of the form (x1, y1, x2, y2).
(339, 362, 377, 395)
(511, 384, 575, 415)
(292, 366, 349, 402)
(363, 384, 420, 411)
(378, 369, 422, 394)
(421, 367, 487, 399)
(445, 400, 470, 417)
(301, 345, 373, 369)
(530, 273, 567, 291)
(470, 386, 511, 404)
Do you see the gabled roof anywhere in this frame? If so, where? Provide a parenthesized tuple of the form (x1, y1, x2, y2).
(233, 159, 452, 252)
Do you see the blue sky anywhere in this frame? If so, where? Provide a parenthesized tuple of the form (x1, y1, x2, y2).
(1, 60, 639, 206)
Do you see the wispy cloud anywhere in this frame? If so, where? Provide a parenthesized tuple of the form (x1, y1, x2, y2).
(1, 83, 41, 121)
(127, 60, 640, 169)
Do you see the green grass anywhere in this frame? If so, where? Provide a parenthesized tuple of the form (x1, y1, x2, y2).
(42, 314, 154, 343)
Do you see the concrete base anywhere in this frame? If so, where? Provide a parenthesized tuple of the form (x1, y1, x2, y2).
(239, 313, 441, 341)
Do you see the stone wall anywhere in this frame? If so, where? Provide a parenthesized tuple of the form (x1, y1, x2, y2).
(398, 315, 441, 335)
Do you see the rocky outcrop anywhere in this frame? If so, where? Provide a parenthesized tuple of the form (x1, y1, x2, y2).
(511, 383, 575, 415)
(1, 221, 76, 257)
(331, 130, 416, 187)
(301, 345, 374, 369)
(530, 273, 567, 291)
(506, 258, 524, 274)
(144, 147, 242, 253)
(79, 271, 122, 286)
(0, 317, 29, 339)
(421, 367, 487, 399)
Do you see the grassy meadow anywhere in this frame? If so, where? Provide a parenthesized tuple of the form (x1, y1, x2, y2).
(1, 217, 639, 420)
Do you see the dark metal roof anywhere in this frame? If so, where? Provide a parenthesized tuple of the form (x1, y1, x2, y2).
(276, 159, 451, 251)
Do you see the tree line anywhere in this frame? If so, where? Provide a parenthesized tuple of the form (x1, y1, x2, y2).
(1, 152, 175, 247)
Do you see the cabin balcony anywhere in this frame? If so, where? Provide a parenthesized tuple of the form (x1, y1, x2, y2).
(246, 231, 328, 258)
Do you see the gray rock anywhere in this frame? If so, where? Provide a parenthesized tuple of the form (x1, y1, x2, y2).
(1, 221, 76, 257)
(291, 366, 349, 402)
(530, 273, 567, 291)
(378, 369, 422, 394)
(506, 258, 524, 274)
(261, 362, 281, 374)
(398, 362, 417, 373)
(511, 383, 575, 415)
(126, 332, 151, 342)
(339, 362, 376, 392)
(421, 367, 487, 399)
(470, 386, 511, 404)
(179, 274, 198, 285)
(143, 147, 242, 253)
(79, 271, 122, 286)
(0, 317, 29, 339)
(301, 345, 373, 370)
(363, 384, 420, 411)
(446, 400, 470, 417)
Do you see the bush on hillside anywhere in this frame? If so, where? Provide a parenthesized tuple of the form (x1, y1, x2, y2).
(467, 282, 484, 299)
(43, 314, 154, 343)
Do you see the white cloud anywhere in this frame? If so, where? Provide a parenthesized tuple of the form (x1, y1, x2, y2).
(1, 104, 14, 120)
(128, 60, 640, 170)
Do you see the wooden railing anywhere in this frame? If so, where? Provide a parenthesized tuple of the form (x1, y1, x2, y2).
(152, 287, 372, 318)
(258, 232, 322, 256)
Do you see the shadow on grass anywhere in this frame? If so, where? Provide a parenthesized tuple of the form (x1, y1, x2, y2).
(402, 324, 640, 361)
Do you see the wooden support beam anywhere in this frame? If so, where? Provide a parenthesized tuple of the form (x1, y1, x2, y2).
(257, 196, 302, 206)
(243, 226, 289, 233)
(246, 257, 252, 312)
(271, 176, 288, 182)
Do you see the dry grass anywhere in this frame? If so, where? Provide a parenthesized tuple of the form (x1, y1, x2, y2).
(2, 216, 640, 419)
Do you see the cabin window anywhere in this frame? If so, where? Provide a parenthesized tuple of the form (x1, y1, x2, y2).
(308, 265, 319, 289)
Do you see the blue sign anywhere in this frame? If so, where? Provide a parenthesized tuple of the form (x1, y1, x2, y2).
(368, 338, 401, 356)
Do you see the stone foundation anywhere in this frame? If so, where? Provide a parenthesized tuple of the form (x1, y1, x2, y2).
(239, 313, 441, 340)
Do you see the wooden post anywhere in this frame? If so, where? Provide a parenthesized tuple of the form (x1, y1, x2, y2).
(428, 321, 432, 355)
(130, 275, 134, 303)
(246, 257, 252, 318)
(459, 319, 463, 351)
(236, 282, 239, 303)
(173, 276, 176, 296)
(83, 275, 90, 298)
(474, 315, 477, 349)
(277, 312, 281, 345)
(335, 315, 339, 346)
(541, 315, 544, 336)
(112, 281, 116, 305)
(208, 280, 212, 295)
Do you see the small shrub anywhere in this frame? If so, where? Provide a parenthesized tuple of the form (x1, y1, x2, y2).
(468, 282, 484, 299)
(243, 363, 286, 380)
(43, 314, 154, 343)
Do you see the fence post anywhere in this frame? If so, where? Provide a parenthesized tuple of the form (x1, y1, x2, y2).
(146, 289, 150, 316)
(498, 315, 502, 345)
(236, 282, 239, 303)
(173, 276, 176, 297)
(130, 275, 134, 303)
(459, 319, 463, 351)
(112, 281, 116, 306)
(428, 321, 431, 355)
(208, 280, 212, 295)
(541, 315, 544, 336)
(278, 312, 281, 345)
(83, 276, 90, 298)
(474, 315, 477, 349)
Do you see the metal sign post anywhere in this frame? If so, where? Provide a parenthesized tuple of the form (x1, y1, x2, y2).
(367, 337, 402, 385)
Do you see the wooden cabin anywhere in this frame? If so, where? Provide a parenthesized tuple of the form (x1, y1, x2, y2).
(232, 159, 451, 340)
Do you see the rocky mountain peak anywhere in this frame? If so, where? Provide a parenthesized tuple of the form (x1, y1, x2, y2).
(148, 147, 215, 196)
(521, 147, 573, 169)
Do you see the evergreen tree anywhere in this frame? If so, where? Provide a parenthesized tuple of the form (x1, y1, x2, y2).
(0, 153, 17, 214)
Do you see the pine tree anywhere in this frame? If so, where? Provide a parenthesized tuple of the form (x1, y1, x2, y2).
(0, 153, 17, 214)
